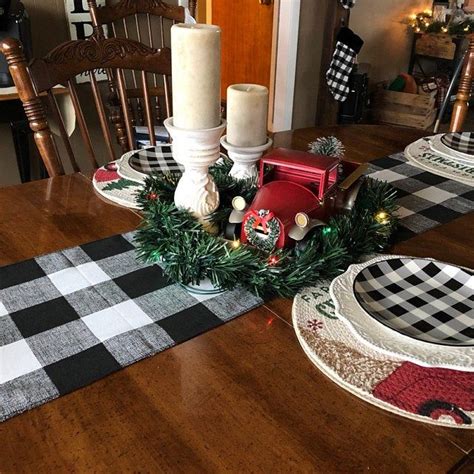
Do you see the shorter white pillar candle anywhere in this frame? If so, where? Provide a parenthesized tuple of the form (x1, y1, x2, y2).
(226, 84, 269, 147)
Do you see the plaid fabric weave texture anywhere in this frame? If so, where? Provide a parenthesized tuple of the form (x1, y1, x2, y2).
(354, 258, 474, 346)
(0, 232, 262, 422)
(367, 152, 474, 242)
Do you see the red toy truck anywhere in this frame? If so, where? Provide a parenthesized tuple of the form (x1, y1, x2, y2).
(226, 148, 367, 251)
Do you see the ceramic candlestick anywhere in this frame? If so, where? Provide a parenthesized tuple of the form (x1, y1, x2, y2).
(164, 117, 226, 220)
(220, 135, 273, 181)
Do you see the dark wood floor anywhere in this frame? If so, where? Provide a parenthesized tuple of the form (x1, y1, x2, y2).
(0, 126, 472, 472)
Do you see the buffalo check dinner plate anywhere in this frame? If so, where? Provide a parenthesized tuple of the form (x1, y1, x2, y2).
(330, 256, 474, 371)
(129, 145, 183, 175)
(430, 134, 474, 165)
(441, 132, 474, 156)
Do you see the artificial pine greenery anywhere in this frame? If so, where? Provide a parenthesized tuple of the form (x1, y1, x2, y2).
(308, 136, 345, 158)
(134, 164, 398, 298)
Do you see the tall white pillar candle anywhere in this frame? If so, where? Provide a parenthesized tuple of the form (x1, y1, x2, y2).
(226, 84, 269, 147)
(171, 24, 221, 130)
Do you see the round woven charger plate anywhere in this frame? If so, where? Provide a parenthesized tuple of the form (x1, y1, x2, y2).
(292, 280, 474, 429)
(92, 156, 143, 210)
(404, 136, 474, 186)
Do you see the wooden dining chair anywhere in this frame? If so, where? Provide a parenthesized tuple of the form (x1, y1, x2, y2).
(0, 34, 171, 177)
(87, 0, 190, 152)
(450, 34, 474, 132)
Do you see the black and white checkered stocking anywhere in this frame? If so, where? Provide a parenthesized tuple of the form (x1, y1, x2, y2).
(340, 0, 357, 8)
(326, 27, 363, 103)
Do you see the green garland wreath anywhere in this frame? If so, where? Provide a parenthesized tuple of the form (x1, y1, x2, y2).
(135, 158, 399, 299)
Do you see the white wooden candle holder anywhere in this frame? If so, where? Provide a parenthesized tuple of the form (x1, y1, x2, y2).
(164, 117, 226, 220)
(220, 136, 273, 181)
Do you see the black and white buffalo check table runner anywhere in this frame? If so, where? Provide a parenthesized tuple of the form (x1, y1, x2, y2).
(367, 152, 474, 242)
(0, 233, 262, 422)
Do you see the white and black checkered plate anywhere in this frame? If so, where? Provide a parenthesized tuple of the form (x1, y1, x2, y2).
(354, 258, 474, 347)
(330, 256, 474, 371)
(129, 145, 183, 175)
(441, 132, 474, 156)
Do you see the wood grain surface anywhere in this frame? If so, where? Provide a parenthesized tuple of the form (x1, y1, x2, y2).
(0, 125, 472, 473)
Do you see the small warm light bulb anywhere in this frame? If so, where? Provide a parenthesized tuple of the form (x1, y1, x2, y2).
(232, 239, 241, 249)
(410, 13, 417, 20)
(442, 26, 448, 33)
(375, 211, 390, 225)
(268, 255, 280, 266)
(415, 27, 421, 32)
(465, 26, 470, 32)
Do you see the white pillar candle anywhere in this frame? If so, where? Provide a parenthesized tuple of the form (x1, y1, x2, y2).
(226, 84, 269, 147)
(171, 24, 221, 130)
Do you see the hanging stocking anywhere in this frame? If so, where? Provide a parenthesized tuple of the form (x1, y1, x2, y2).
(340, 0, 357, 8)
(325, 27, 364, 103)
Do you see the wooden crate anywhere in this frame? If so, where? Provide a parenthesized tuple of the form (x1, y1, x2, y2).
(415, 33, 456, 60)
(372, 90, 437, 130)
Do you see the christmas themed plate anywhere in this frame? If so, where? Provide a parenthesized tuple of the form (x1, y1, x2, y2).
(92, 160, 143, 209)
(441, 132, 474, 156)
(404, 137, 474, 185)
(330, 255, 474, 371)
(129, 144, 183, 175)
(117, 147, 228, 184)
(429, 134, 474, 164)
(116, 146, 185, 184)
(354, 258, 473, 346)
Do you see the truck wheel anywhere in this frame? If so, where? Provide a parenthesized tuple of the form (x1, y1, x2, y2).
(225, 223, 241, 240)
(295, 227, 323, 254)
(418, 400, 471, 425)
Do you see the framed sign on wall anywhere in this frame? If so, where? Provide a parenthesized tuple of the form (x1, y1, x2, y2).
(64, 0, 107, 82)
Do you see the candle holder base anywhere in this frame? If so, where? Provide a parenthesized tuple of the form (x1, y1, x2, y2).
(164, 117, 226, 220)
(220, 136, 273, 181)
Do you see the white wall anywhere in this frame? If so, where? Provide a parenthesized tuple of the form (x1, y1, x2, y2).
(350, 0, 432, 85)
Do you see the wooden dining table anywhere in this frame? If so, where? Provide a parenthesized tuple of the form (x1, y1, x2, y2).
(0, 125, 472, 473)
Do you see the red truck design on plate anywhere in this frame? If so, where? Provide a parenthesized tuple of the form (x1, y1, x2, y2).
(374, 362, 474, 425)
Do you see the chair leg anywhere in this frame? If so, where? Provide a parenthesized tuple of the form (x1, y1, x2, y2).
(450, 34, 474, 132)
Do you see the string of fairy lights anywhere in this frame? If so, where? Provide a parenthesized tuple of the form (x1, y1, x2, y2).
(408, 9, 474, 35)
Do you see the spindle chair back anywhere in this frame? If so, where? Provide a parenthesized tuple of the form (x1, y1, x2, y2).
(0, 35, 171, 176)
(88, 0, 191, 151)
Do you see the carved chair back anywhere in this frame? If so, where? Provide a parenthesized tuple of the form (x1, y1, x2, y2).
(87, 0, 191, 150)
(0, 35, 171, 177)
(450, 34, 474, 132)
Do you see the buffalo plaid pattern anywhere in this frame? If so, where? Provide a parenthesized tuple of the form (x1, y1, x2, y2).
(129, 145, 184, 174)
(326, 41, 356, 102)
(0, 233, 262, 422)
(367, 152, 474, 242)
(354, 257, 474, 346)
(441, 132, 474, 156)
